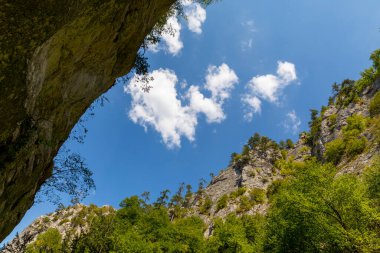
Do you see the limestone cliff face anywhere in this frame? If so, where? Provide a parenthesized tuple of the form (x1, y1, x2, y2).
(0, 0, 175, 241)
(313, 77, 380, 173)
(1, 204, 114, 253)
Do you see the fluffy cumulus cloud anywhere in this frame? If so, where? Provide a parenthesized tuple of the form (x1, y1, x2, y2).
(242, 61, 297, 121)
(125, 64, 238, 148)
(182, 0, 207, 34)
(204, 64, 239, 102)
(188, 64, 239, 123)
(125, 69, 196, 148)
(282, 110, 302, 134)
(187, 86, 225, 123)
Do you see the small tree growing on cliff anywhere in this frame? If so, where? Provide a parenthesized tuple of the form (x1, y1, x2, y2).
(36, 147, 95, 206)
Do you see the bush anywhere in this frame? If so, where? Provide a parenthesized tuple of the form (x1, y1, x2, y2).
(325, 138, 345, 165)
(26, 228, 62, 253)
(370, 91, 380, 117)
(229, 187, 246, 200)
(249, 188, 266, 204)
(344, 114, 367, 133)
(199, 196, 212, 215)
(216, 194, 228, 212)
(369, 116, 380, 144)
(267, 180, 284, 199)
(345, 136, 367, 157)
(328, 114, 337, 131)
(364, 158, 380, 203)
(237, 196, 252, 213)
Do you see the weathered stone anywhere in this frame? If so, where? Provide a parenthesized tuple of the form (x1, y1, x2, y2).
(0, 0, 175, 241)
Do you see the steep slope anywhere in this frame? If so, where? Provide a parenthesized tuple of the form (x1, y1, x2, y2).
(1, 205, 114, 253)
(0, 0, 175, 241)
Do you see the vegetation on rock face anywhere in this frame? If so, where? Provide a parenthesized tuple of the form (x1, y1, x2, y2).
(325, 114, 368, 165)
(26, 228, 62, 253)
(230, 133, 281, 167)
(370, 91, 380, 117)
(17, 159, 380, 252)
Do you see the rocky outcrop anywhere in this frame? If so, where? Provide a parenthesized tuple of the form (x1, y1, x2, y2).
(0, 0, 175, 241)
(315, 77, 380, 172)
(1, 204, 114, 253)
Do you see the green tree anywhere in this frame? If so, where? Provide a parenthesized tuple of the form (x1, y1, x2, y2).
(265, 160, 380, 252)
(26, 228, 62, 253)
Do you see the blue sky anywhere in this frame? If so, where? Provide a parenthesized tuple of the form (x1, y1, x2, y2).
(3, 0, 380, 244)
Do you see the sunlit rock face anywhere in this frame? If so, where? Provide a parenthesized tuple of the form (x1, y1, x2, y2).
(0, 0, 175, 241)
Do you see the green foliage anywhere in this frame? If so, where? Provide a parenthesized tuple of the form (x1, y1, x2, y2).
(307, 109, 322, 146)
(199, 196, 213, 215)
(345, 135, 367, 158)
(344, 114, 367, 133)
(237, 196, 252, 213)
(370, 91, 380, 117)
(331, 49, 380, 110)
(216, 194, 228, 212)
(369, 116, 380, 145)
(335, 79, 360, 107)
(364, 158, 380, 206)
(325, 138, 346, 165)
(26, 228, 62, 253)
(265, 160, 380, 252)
(285, 139, 294, 149)
(356, 49, 380, 93)
(71, 196, 206, 253)
(249, 188, 266, 204)
(274, 156, 304, 176)
(39, 157, 380, 252)
(327, 113, 337, 131)
(266, 180, 284, 199)
(207, 214, 265, 252)
(229, 187, 246, 200)
(325, 114, 368, 164)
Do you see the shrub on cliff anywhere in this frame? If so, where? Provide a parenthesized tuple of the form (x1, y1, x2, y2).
(370, 91, 380, 117)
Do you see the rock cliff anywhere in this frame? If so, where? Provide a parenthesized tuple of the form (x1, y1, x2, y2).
(0, 0, 175, 241)
(1, 204, 114, 253)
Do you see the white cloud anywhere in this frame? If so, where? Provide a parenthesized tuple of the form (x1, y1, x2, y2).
(125, 64, 238, 148)
(125, 69, 196, 148)
(282, 110, 301, 134)
(204, 64, 239, 102)
(277, 61, 297, 83)
(182, 1, 207, 34)
(241, 95, 261, 121)
(242, 61, 297, 120)
(187, 85, 225, 123)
